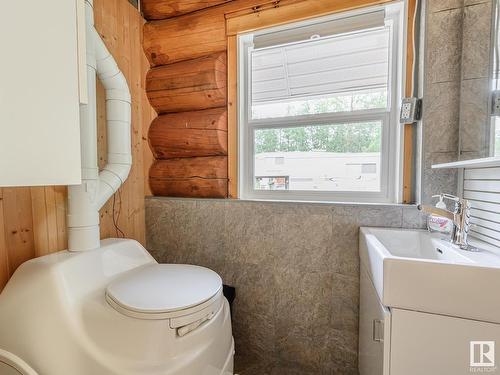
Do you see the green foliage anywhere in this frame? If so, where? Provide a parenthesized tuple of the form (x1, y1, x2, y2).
(253, 92, 386, 154)
(255, 122, 382, 154)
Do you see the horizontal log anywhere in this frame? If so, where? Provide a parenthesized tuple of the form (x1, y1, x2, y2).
(150, 177, 228, 198)
(149, 156, 228, 198)
(141, 0, 233, 20)
(146, 53, 227, 114)
(151, 108, 228, 130)
(144, 9, 226, 66)
(150, 156, 228, 178)
(146, 52, 226, 92)
(149, 108, 228, 158)
(143, 0, 270, 66)
(150, 128, 227, 158)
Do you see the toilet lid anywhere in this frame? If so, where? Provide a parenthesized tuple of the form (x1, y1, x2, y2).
(106, 264, 223, 316)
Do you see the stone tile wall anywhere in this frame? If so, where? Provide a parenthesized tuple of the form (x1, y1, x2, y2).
(146, 198, 426, 374)
(421, 0, 464, 203)
(459, 0, 493, 160)
(422, 0, 493, 202)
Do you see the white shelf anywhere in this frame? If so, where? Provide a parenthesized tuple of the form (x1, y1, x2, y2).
(432, 157, 500, 169)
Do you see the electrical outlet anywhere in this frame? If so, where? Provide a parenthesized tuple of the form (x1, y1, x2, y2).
(399, 97, 422, 123)
(402, 102, 412, 119)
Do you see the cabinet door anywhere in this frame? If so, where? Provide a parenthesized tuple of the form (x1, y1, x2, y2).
(391, 309, 500, 375)
(0, 0, 84, 186)
(359, 265, 391, 375)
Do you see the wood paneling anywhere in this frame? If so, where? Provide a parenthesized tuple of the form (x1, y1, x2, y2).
(0, 0, 154, 292)
(149, 109, 228, 158)
(146, 52, 227, 113)
(142, 0, 233, 19)
(2, 188, 35, 272)
(150, 156, 228, 197)
(142, 77, 157, 197)
(94, 0, 154, 241)
(31, 186, 67, 256)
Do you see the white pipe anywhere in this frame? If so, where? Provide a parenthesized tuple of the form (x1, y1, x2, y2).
(67, 0, 131, 251)
(94, 35, 132, 209)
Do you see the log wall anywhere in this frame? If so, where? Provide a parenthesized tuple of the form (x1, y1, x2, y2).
(142, 1, 266, 198)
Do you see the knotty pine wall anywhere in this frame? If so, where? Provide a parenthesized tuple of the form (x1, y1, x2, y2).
(0, 0, 155, 291)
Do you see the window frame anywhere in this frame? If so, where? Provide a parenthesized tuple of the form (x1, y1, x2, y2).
(238, 3, 405, 203)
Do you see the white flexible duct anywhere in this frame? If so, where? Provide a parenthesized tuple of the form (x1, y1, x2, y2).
(67, 0, 132, 251)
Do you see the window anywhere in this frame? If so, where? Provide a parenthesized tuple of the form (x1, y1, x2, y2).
(238, 4, 404, 202)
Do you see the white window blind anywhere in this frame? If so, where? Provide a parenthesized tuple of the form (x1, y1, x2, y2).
(251, 26, 391, 104)
(253, 10, 385, 49)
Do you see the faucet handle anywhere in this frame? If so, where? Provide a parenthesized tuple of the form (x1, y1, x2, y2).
(440, 194, 460, 203)
(442, 194, 463, 213)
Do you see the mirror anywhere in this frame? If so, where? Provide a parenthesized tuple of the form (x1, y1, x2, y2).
(458, 0, 497, 161)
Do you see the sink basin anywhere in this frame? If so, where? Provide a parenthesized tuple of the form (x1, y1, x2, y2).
(360, 227, 500, 324)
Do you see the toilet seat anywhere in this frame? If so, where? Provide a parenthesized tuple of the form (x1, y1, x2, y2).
(106, 264, 223, 322)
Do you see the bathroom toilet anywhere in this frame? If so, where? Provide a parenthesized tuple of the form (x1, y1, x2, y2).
(0, 239, 234, 375)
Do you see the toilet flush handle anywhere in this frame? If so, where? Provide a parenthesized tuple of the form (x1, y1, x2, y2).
(177, 312, 215, 337)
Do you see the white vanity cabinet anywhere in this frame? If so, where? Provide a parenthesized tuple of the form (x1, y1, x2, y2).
(359, 266, 391, 375)
(359, 227, 500, 375)
(360, 262, 500, 375)
(0, 0, 86, 186)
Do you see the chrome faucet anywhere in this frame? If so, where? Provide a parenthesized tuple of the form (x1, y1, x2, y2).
(417, 194, 476, 251)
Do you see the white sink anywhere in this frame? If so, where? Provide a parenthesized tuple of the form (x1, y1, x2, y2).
(360, 227, 500, 324)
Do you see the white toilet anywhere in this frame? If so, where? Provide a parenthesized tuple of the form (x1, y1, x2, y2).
(0, 239, 234, 375)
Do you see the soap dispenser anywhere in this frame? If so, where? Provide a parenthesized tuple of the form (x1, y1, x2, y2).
(427, 194, 454, 234)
